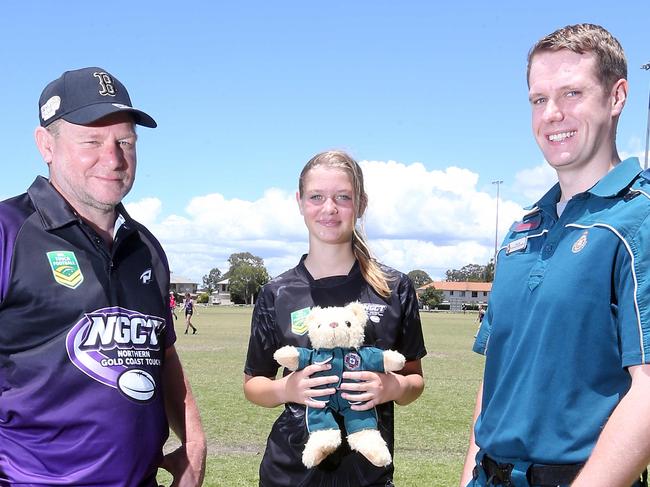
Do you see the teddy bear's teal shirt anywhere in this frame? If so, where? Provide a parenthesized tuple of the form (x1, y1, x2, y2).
(296, 346, 385, 434)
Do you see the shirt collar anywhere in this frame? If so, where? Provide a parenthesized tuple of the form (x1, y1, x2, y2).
(588, 157, 642, 197)
(526, 157, 642, 212)
(113, 213, 127, 239)
(27, 175, 130, 235)
(298, 253, 361, 284)
(27, 176, 78, 230)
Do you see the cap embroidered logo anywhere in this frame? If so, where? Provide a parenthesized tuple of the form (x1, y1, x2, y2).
(40, 96, 61, 122)
(93, 72, 116, 97)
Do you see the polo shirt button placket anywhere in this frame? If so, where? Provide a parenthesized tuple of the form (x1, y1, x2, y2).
(542, 242, 555, 258)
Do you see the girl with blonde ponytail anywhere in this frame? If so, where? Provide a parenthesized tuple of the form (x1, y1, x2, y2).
(244, 150, 426, 487)
(299, 150, 391, 297)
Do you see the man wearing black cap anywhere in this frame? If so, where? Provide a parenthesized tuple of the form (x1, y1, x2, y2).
(0, 67, 206, 486)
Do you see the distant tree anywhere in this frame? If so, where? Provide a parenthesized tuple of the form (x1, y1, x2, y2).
(420, 287, 444, 309)
(485, 259, 495, 282)
(226, 252, 270, 304)
(407, 270, 432, 288)
(202, 267, 222, 293)
(446, 263, 491, 282)
(197, 292, 210, 304)
(225, 252, 265, 275)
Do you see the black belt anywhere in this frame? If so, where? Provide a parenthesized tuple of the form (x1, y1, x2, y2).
(479, 455, 648, 486)
(480, 455, 583, 486)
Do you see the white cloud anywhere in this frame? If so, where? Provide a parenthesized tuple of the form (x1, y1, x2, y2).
(124, 197, 162, 227)
(512, 162, 557, 202)
(127, 160, 530, 282)
(361, 161, 522, 246)
(620, 149, 648, 165)
(512, 151, 650, 204)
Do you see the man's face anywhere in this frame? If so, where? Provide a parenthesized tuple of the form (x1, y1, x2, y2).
(42, 112, 137, 216)
(528, 49, 620, 173)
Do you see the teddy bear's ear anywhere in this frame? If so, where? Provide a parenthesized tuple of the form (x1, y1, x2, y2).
(345, 301, 368, 324)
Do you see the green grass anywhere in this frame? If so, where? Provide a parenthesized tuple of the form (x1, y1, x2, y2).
(162, 307, 484, 486)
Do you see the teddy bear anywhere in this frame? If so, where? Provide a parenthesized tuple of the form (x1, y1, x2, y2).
(273, 301, 406, 469)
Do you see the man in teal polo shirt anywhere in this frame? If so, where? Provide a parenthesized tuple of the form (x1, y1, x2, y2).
(460, 24, 650, 487)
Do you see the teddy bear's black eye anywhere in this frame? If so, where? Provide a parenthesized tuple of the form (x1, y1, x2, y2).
(345, 321, 351, 327)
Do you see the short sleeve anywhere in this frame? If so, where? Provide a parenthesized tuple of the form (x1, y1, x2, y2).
(617, 219, 650, 366)
(0, 201, 25, 303)
(397, 275, 427, 361)
(473, 310, 491, 355)
(297, 347, 313, 370)
(359, 347, 386, 372)
(244, 287, 281, 377)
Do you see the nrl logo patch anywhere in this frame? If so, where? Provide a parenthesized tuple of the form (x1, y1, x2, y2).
(290, 307, 311, 335)
(47, 251, 84, 289)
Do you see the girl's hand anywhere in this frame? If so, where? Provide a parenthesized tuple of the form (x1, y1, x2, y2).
(339, 371, 401, 410)
(284, 363, 339, 408)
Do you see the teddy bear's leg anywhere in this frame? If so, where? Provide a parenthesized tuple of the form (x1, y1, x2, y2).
(342, 407, 392, 467)
(347, 429, 392, 467)
(302, 429, 341, 468)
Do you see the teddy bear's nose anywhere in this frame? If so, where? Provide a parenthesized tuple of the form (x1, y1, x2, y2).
(329, 322, 338, 328)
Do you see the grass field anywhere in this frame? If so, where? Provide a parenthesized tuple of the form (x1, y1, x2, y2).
(161, 306, 484, 486)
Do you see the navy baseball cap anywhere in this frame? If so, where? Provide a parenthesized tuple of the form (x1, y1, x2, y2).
(39, 67, 157, 128)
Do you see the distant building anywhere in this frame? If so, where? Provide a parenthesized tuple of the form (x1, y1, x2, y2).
(417, 281, 492, 307)
(210, 278, 232, 305)
(170, 273, 199, 294)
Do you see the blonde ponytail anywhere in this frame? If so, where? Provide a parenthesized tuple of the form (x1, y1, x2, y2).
(352, 229, 391, 298)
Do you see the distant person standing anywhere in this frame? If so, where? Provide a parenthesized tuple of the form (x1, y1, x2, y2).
(169, 292, 178, 320)
(474, 305, 485, 338)
(183, 292, 197, 334)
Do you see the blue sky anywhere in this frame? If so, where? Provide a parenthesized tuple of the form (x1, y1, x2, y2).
(2, 1, 649, 281)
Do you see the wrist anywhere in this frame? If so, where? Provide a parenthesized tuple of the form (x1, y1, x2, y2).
(390, 372, 407, 403)
(277, 374, 292, 405)
(394, 373, 424, 406)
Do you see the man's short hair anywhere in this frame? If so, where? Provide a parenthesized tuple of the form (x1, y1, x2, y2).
(44, 117, 136, 139)
(526, 23, 627, 91)
(45, 119, 63, 138)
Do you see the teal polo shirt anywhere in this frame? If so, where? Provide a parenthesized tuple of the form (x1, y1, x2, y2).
(473, 157, 650, 465)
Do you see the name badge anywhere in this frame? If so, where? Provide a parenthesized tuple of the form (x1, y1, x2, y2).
(506, 236, 528, 255)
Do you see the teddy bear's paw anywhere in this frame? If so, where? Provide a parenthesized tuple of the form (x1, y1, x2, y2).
(302, 429, 341, 468)
(273, 345, 299, 370)
(382, 350, 406, 372)
(348, 429, 392, 467)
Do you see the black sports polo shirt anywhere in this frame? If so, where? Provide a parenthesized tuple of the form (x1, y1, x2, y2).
(0, 176, 175, 486)
(245, 255, 427, 487)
